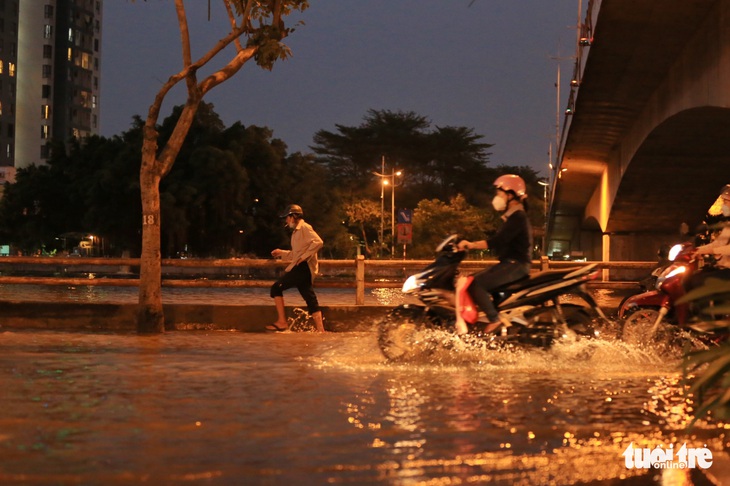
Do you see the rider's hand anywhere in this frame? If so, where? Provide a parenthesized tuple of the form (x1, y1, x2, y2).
(457, 240, 471, 251)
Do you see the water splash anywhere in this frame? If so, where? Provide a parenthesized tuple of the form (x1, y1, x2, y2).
(317, 324, 684, 375)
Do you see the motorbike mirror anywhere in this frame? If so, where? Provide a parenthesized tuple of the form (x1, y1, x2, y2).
(667, 243, 683, 261)
(435, 234, 460, 253)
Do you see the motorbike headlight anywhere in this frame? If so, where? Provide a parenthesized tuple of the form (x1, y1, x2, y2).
(402, 275, 420, 293)
(667, 244, 683, 261)
(656, 264, 686, 289)
(664, 265, 686, 279)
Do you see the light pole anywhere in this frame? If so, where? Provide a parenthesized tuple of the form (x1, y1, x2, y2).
(373, 165, 403, 258)
(384, 169, 403, 258)
(538, 180, 549, 256)
(379, 156, 385, 256)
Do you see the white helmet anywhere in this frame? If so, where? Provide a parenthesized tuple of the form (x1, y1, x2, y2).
(494, 174, 527, 200)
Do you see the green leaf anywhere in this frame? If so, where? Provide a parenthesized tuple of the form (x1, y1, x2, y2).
(677, 277, 730, 304)
(689, 352, 730, 393)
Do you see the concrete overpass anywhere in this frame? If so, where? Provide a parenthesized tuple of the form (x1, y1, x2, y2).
(548, 0, 730, 264)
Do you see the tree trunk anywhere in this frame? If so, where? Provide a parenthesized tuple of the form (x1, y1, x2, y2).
(133, 0, 294, 333)
(138, 155, 164, 333)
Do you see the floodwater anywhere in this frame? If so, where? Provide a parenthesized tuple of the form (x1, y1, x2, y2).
(0, 284, 632, 311)
(0, 284, 397, 306)
(1, 328, 728, 485)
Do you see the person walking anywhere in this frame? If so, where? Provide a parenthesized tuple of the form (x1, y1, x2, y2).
(267, 204, 326, 332)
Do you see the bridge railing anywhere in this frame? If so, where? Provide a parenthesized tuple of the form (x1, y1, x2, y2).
(0, 255, 654, 305)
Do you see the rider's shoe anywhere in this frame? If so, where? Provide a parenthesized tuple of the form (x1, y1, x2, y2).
(480, 314, 512, 335)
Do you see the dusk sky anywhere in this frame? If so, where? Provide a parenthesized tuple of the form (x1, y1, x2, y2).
(101, 1, 583, 175)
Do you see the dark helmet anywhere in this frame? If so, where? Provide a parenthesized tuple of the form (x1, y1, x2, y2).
(279, 204, 304, 218)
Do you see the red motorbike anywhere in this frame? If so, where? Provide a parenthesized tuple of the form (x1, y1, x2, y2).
(618, 242, 729, 345)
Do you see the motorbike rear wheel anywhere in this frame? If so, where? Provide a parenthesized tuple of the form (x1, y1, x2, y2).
(377, 306, 443, 362)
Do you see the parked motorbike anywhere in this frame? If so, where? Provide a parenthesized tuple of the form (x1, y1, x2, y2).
(377, 234, 610, 361)
(618, 242, 729, 346)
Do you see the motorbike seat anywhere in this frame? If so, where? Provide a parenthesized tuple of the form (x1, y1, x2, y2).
(496, 267, 589, 293)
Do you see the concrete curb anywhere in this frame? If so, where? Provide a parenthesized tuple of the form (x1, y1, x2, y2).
(0, 301, 392, 333)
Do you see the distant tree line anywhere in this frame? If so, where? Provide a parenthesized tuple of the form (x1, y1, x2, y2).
(0, 103, 545, 259)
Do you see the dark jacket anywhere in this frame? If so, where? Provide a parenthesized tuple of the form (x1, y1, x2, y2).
(487, 206, 532, 264)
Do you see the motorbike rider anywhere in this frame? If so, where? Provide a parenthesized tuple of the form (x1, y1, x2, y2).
(457, 174, 533, 333)
(691, 184, 730, 286)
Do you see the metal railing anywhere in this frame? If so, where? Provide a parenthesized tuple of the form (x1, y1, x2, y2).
(0, 255, 654, 305)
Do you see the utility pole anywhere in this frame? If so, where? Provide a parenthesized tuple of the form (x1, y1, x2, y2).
(379, 155, 385, 257)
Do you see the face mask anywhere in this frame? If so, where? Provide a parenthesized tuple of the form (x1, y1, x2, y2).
(722, 204, 730, 217)
(492, 195, 507, 212)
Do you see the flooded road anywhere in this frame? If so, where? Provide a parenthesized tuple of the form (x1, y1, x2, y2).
(0, 329, 727, 485)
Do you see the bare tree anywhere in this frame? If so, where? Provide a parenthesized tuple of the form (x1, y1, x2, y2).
(138, 0, 308, 333)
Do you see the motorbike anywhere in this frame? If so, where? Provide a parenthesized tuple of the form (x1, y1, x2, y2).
(618, 242, 729, 346)
(377, 234, 611, 361)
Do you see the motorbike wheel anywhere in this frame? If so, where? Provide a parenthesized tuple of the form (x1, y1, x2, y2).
(564, 306, 599, 337)
(377, 306, 440, 362)
(620, 308, 672, 346)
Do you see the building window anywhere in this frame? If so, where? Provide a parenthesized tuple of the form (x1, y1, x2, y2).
(67, 47, 72, 61)
(92, 95, 97, 109)
(6, 143, 11, 158)
(8, 63, 14, 77)
(6, 123, 12, 137)
(41, 125, 49, 139)
(44, 25, 52, 39)
(41, 84, 51, 98)
(40, 145, 49, 159)
(41, 105, 50, 119)
(44, 5, 54, 19)
(43, 45, 52, 59)
(0, 60, 3, 74)
(42, 64, 51, 78)
(68, 28, 73, 42)
(94, 38, 99, 52)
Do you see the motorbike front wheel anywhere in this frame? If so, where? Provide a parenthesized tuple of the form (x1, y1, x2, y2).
(377, 306, 444, 362)
(621, 307, 672, 346)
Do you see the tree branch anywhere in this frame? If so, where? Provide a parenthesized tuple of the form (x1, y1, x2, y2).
(199, 46, 257, 95)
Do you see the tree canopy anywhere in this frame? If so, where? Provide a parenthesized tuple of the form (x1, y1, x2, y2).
(0, 104, 546, 259)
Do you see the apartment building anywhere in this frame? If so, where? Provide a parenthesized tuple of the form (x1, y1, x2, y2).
(0, 0, 102, 181)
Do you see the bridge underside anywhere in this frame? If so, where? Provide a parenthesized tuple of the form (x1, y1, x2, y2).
(550, 0, 727, 259)
(608, 108, 730, 235)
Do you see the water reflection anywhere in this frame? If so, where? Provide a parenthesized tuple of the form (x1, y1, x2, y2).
(0, 284, 627, 309)
(0, 330, 726, 484)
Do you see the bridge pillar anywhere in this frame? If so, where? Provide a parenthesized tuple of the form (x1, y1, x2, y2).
(602, 234, 610, 282)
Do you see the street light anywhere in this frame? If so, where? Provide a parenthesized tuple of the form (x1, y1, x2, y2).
(373, 166, 403, 258)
